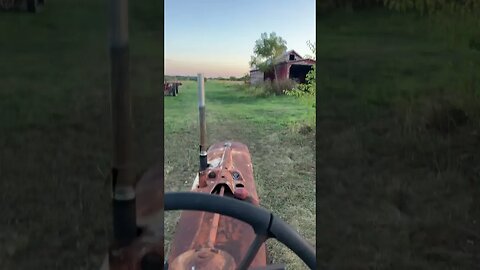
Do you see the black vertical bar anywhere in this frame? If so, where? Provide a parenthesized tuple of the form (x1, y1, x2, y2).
(109, 0, 136, 247)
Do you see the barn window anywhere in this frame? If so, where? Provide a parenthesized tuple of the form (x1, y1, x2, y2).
(289, 54, 295, 61)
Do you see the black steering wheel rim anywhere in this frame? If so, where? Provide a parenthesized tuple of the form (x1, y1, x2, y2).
(164, 192, 316, 269)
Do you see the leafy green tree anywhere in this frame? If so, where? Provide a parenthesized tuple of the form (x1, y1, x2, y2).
(241, 72, 251, 84)
(249, 32, 288, 81)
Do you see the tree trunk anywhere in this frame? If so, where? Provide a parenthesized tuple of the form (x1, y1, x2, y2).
(272, 62, 278, 90)
(273, 64, 277, 81)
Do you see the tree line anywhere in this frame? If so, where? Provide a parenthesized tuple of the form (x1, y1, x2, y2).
(165, 75, 249, 82)
(320, 0, 480, 14)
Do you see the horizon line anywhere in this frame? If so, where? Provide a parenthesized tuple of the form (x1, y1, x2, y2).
(165, 74, 246, 78)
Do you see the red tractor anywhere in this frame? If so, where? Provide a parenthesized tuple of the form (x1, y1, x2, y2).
(164, 81, 182, 96)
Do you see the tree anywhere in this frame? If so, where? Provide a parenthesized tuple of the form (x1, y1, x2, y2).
(241, 72, 251, 84)
(304, 40, 316, 60)
(249, 32, 288, 82)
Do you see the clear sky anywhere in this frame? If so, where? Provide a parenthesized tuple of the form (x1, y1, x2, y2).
(165, 0, 315, 78)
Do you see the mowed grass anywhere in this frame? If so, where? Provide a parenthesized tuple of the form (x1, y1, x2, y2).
(164, 80, 316, 269)
(318, 9, 480, 270)
(0, 1, 161, 269)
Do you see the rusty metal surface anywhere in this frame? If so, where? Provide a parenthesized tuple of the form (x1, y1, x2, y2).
(135, 163, 163, 223)
(170, 248, 236, 270)
(105, 164, 164, 270)
(168, 141, 267, 269)
(107, 232, 163, 270)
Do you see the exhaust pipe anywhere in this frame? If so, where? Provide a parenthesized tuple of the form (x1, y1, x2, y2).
(197, 73, 208, 171)
(109, 0, 137, 247)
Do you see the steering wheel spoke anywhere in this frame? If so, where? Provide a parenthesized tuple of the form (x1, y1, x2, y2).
(237, 234, 269, 270)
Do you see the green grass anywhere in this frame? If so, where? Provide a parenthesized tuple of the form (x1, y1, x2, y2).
(0, 1, 161, 269)
(164, 80, 316, 269)
(318, 9, 480, 270)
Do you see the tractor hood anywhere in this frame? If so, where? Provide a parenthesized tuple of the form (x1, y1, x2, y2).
(167, 141, 267, 269)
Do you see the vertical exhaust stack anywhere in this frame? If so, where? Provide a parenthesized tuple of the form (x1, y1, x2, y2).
(198, 73, 208, 171)
(109, 0, 137, 247)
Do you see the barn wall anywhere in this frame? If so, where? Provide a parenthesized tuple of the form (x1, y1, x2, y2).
(250, 57, 316, 84)
(250, 70, 264, 85)
(275, 63, 290, 80)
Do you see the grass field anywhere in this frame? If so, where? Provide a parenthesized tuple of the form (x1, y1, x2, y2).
(318, 9, 480, 269)
(0, 1, 161, 269)
(164, 80, 316, 269)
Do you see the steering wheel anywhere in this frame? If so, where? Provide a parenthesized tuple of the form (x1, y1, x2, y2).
(165, 192, 316, 270)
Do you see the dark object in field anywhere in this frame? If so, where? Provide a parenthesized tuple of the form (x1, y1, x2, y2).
(27, 0, 44, 12)
(469, 36, 480, 51)
(299, 125, 313, 135)
(0, 0, 44, 12)
(141, 252, 164, 270)
(164, 81, 182, 96)
(425, 102, 468, 134)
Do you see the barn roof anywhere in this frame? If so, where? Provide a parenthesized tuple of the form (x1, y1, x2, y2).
(277, 58, 316, 65)
(275, 50, 304, 62)
(249, 49, 315, 72)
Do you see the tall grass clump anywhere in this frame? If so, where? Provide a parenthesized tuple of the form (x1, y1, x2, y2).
(238, 78, 297, 97)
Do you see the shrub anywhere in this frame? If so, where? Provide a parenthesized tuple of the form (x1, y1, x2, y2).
(285, 65, 316, 130)
(286, 65, 316, 106)
(259, 79, 297, 95)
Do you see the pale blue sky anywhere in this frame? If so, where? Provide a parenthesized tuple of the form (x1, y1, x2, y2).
(165, 0, 315, 77)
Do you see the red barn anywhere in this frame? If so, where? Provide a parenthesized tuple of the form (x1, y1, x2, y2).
(250, 50, 315, 85)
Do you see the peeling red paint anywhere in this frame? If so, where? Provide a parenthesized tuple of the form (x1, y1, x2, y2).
(168, 141, 267, 269)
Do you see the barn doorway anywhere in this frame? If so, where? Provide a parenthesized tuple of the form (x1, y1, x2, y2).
(289, 64, 313, 84)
